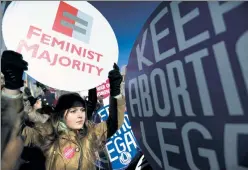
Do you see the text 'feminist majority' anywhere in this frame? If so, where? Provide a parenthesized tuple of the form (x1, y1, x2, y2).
(17, 25, 104, 76)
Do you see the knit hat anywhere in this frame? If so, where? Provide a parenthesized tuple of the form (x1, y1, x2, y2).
(54, 93, 86, 113)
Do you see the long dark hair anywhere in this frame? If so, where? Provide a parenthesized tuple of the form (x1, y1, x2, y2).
(40, 93, 107, 169)
(41, 107, 89, 152)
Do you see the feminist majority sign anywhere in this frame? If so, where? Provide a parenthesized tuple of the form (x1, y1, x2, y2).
(126, 2, 248, 170)
(97, 106, 140, 169)
(2, 1, 118, 91)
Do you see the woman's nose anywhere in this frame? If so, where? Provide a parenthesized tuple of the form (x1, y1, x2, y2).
(77, 111, 83, 117)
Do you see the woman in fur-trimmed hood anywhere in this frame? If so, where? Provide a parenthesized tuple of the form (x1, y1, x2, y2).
(21, 64, 125, 170)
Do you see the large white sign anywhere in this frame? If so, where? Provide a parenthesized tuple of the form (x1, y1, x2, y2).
(2, 1, 119, 91)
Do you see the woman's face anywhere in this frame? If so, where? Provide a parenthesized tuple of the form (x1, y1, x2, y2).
(64, 107, 86, 130)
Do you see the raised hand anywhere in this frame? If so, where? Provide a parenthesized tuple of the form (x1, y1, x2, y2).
(1, 50, 28, 90)
(108, 63, 123, 97)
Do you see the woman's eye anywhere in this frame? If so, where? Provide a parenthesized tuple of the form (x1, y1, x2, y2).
(70, 110, 76, 113)
(80, 108, 85, 112)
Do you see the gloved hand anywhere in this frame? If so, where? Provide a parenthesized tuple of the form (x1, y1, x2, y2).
(1, 50, 28, 90)
(108, 63, 122, 97)
(24, 87, 32, 97)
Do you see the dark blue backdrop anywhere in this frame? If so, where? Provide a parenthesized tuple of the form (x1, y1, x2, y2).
(89, 1, 160, 67)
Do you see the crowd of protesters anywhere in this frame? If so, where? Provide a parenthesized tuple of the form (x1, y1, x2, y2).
(1, 50, 128, 170)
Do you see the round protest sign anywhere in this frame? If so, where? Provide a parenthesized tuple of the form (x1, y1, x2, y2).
(125, 2, 248, 170)
(105, 112, 140, 170)
(2, 1, 118, 91)
(96, 106, 140, 170)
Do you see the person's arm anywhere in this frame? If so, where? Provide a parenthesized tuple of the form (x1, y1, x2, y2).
(106, 63, 125, 138)
(1, 90, 25, 170)
(27, 109, 50, 124)
(1, 88, 23, 153)
(21, 99, 52, 147)
(1, 51, 52, 167)
(86, 87, 97, 121)
(23, 99, 50, 124)
(114, 94, 126, 130)
(106, 94, 125, 138)
(93, 63, 125, 141)
(21, 120, 53, 147)
(1, 50, 28, 170)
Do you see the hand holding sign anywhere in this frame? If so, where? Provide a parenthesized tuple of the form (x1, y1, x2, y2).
(1, 50, 28, 89)
(108, 63, 123, 97)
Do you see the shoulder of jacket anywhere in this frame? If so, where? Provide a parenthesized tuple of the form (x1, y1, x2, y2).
(2, 89, 23, 99)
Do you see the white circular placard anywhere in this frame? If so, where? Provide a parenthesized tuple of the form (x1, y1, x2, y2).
(2, 1, 118, 91)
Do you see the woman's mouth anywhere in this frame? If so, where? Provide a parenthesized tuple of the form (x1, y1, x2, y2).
(77, 120, 84, 124)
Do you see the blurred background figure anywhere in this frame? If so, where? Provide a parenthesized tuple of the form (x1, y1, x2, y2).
(1, 72, 5, 89)
(1, 50, 28, 170)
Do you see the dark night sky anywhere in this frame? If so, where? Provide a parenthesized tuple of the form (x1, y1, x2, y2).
(89, 1, 160, 67)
